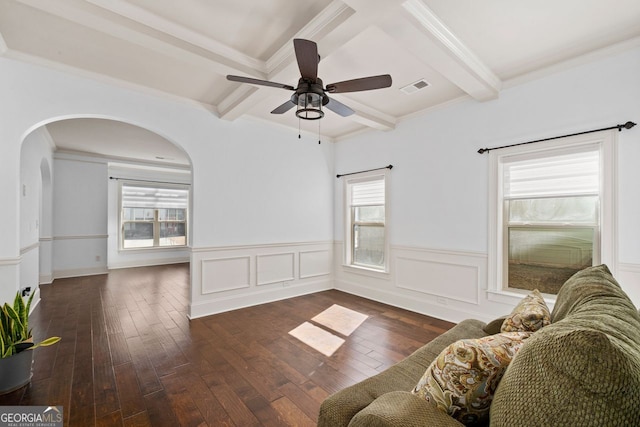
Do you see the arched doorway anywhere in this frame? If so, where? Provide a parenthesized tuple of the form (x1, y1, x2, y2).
(20, 117, 193, 297)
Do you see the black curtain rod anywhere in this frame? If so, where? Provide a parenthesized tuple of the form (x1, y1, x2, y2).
(477, 121, 636, 154)
(336, 164, 393, 178)
(109, 176, 191, 186)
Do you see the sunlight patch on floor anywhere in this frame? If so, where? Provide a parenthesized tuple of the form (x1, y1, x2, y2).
(288, 304, 369, 356)
(312, 304, 368, 336)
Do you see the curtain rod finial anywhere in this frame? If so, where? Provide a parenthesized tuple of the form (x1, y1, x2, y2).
(624, 121, 636, 129)
(477, 148, 488, 154)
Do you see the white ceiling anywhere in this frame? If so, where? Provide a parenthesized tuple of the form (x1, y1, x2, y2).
(3, 0, 640, 165)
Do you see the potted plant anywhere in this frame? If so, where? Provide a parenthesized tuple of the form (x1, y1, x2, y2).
(0, 291, 60, 394)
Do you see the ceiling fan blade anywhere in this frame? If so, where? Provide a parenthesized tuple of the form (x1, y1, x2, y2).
(271, 100, 296, 114)
(227, 75, 294, 90)
(325, 74, 392, 93)
(325, 97, 355, 117)
(293, 39, 318, 81)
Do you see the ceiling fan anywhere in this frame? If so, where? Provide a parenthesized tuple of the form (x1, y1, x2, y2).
(227, 39, 392, 120)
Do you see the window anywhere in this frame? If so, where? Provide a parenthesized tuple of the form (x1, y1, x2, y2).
(345, 172, 388, 271)
(120, 183, 189, 249)
(489, 131, 616, 296)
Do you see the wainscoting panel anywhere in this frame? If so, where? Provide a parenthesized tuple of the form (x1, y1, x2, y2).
(395, 257, 479, 304)
(617, 262, 640, 309)
(190, 241, 333, 319)
(300, 249, 331, 279)
(256, 252, 295, 286)
(201, 256, 251, 294)
(334, 242, 495, 323)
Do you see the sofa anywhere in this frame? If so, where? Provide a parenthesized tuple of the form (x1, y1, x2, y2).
(317, 265, 640, 426)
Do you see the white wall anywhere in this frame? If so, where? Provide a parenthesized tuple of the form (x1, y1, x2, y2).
(334, 47, 640, 322)
(0, 56, 334, 314)
(19, 127, 54, 307)
(52, 154, 109, 278)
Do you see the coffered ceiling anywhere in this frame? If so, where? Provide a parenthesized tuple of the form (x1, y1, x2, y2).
(3, 0, 640, 158)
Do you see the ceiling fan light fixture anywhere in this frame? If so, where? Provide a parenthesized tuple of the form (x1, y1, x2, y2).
(295, 92, 324, 120)
(227, 39, 391, 123)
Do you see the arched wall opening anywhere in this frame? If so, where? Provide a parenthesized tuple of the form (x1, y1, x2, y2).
(18, 115, 194, 308)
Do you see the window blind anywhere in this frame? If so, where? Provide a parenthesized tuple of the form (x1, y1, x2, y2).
(122, 184, 189, 209)
(351, 178, 385, 206)
(504, 150, 599, 199)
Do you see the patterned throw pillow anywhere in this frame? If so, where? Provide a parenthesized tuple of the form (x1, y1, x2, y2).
(500, 289, 551, 333)
(412, 332, 531, 425)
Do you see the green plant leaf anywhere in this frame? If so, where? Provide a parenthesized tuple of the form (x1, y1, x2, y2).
(30, 336, 61, 349)
(15, 293, 29, 336)
(13, 293, 26, 324)
(4, 304, 27, 342)
(5, 304, 20, 326)
(0, 291, 60, 359)
(0, 307, 9, 338)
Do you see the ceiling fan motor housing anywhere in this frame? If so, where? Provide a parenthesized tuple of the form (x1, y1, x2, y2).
(294, 78, 329, 120)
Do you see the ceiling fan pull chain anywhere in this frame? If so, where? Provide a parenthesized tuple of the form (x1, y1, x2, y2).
(318, 119, 321, 144)
(298, 117, 301, 139)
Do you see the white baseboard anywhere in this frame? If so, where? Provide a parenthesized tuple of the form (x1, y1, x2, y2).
(39, 273, 54, 284)
(53, 267, 108, 280)
(108, 257, 189, 270)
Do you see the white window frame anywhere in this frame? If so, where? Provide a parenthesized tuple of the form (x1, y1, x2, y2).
(118, 181, 189, 251)
(488, 130, 617, 303)
(343, 169, 390, 273)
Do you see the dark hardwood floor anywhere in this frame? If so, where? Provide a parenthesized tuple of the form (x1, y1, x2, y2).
(0, 263, 454, 426)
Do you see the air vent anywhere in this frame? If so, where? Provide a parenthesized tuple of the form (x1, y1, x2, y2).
(400, 79, 430, 95)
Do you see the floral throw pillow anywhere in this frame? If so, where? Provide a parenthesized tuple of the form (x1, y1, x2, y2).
(412, 332, 531, 425)
(500, 289, 551, 333)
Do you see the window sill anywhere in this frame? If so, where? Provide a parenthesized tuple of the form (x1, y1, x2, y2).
(341, 264, 389, 279)
(119, 245, 188, 253)
(486, 289, 556, 308)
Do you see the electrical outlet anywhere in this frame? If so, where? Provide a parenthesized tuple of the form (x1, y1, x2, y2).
(95, 255, 101, 262)
(436, 297, 448, 305)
